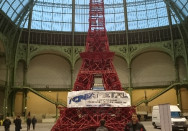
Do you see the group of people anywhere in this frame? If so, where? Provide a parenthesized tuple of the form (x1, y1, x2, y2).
(3, 115, 37, 131)
(26, 116, 37, 131)
(96, 113, 146, 131)
(3, 113, 145, 131)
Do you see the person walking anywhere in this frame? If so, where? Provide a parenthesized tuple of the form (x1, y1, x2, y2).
(14, 116, 22, 131)
(31, 116, 37, 130)
(3, 117, 11, 131)
(26, 116, 32, 131)
(124, 113, 146, 131)
(96, 119, 108, 131)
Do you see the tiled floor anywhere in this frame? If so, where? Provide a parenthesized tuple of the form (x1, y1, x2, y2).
(0, 121, 160, 131)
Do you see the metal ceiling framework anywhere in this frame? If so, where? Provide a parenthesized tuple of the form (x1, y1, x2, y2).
(0, 0, 187, 48)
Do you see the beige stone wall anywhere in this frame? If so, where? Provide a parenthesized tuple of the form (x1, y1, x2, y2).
(14, 92, 23, 116)
(0, 57, 6, 81)
(0, 91, 4, 114)
(25, 91, 67, 116)
(132, 89, 177, 106)
(181, 88, 188, 112)
(133, 88, 177, 113)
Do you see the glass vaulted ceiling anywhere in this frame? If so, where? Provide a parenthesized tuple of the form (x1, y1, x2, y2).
(0, 0, 188, 32)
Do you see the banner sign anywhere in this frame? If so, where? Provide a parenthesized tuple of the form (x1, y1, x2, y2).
(67, 90, 131, 108)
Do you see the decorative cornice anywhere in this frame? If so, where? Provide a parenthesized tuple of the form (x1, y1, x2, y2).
(73, 47, 84, 63)
(30, 45, 38, 53)
(119, 47, 127, 54)
(129, 41, 174, 60)
(15, 40, 186, 69)
(64, 48, 71, 55)
(174, 40, 185, 57)
(129, 45, 138, 54)
(17, 44, 27, 61)
(163, 41, 172, 50)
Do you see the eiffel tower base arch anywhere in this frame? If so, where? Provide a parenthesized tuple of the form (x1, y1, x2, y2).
(51, 107, 135, 131)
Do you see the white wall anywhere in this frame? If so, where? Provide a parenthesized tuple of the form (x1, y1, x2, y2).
(131, 51, 175, 86)
(113, 56, 128, 85)
(27, 54, 71, 88)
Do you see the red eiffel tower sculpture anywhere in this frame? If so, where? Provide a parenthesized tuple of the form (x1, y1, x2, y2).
(51, 0, 135, 130)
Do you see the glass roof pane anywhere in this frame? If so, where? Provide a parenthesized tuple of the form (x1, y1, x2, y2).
(171, 10, 180, 24)
(7, 7, 14, 17)
(1, 2, 10, 13)
(75, 0, 125, 32)
(0, 0, 29, 22)
(148, 19, 158, 28)
(158, 17, 168, 26)
(127, 0, 169, 30)
(172, 0, 188, 16)
(31, 20, 42, 30)
(20, 12, 29, 28)
(147, 9, 157, 19)
(104, 0, 125, 31)
(75, 0, 89, 32)
(2, 0, 186, 32)
(52, 22, 61, 31)
(16, 4, 23, 14)
(12, 1, 20, 9)
(11, 12, 18, 22)
(182, 7, 188, 16)
(31, 0, 72, 31)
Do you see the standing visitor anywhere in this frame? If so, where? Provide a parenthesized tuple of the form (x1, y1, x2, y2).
(124, 113, 146, 131)
(26, 116, 32, 131)
(32, 116, 37, 130)
(14, 116, 22, 131)
(3, 117, 11, 131)
(96, 119, 108, 131)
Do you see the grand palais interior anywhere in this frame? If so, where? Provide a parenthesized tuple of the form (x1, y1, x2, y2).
(0, 0, 188, 123)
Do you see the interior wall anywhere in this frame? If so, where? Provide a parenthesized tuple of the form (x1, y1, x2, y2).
(134, 88, 177, 113)
(15, 61, 24, 84)
(0, 91, 4, 114)
(0, 41, 5, 52)
(26, 91, 68, 116)
(13, 50, 187, 116)
(178, 57, 187, 81)
(27, 54, 71, 88)
(131, 51, 175, 86)
(73, 58, 82, 83)
(132, 89, 163, 105)
(113, 56, 128, 86)
(148, 88, 177, 106)
(14, 92, 23, 116)
(181, 88, 188, 112)
(0, 40, 6, 82)
(0, 57, 6, 81)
